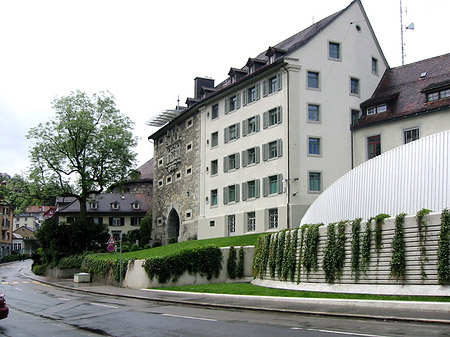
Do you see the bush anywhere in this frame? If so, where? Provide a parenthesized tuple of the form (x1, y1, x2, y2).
(2, 254, 30, 263)
(143, 245, 222, 284)
(32, 264, 46, 275)
(130, 244, 140, 252)
(227, 246, 237, 279)
(168, 238, 178, 244)
(58, 254, 86, 269)
(152, 241, 162, 248)
(143, 244, 151, 249)
(121, 245, 130, 253)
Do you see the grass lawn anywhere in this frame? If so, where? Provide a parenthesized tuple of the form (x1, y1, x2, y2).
(155, 282, 450, 302)
(89, 233, 262, 260)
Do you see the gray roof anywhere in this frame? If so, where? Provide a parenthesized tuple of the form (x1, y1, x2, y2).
(57, 193, 151, 214)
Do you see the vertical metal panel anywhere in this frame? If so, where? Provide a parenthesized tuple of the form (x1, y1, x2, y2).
(301, 130, 450, 225)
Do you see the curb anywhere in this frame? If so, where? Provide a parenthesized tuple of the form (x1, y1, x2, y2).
(19, 268, 450, 326)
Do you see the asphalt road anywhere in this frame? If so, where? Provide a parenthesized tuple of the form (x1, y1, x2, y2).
(0, 261, 449, 337)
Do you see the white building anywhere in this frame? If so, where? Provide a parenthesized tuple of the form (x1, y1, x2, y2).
(150, 0, 388, 241)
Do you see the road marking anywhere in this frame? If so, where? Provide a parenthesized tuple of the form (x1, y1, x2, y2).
(22, 281, 29, 284)
(12, 281, 19, 284)
(308, 329, 389, 337)
(58, 298, 70, 301)
(161, 313, 218, 322)
(291, 327, 303, 330)
(90, 303, 119, 309)
(1, 282, 8, 285)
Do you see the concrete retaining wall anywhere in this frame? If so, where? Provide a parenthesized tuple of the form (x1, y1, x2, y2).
(123, 246, 255, 289)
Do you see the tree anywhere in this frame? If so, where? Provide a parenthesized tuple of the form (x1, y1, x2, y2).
(27, 90, 137, 224)
(140, 211, 152, 247)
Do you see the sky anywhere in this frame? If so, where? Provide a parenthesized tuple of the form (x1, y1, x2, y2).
(0, 0, 448, 177)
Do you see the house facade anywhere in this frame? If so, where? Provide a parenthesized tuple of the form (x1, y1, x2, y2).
(13, 226, 37, 255)
(352, 53, 450, 166)
(55, 193, 151, 242)
(0, 204, 13, 258)
(149, 0, 388, 242)
(13, 206, 54, 231)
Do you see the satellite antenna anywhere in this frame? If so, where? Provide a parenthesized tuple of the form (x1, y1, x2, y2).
(400, 0, 414, 65)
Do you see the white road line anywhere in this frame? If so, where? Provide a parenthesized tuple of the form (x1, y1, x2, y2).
(90, 303, 119, 309)
(308, 329, 390, 337)
(291, 327, 303, 330)
(161, 313, 218, 322)
(58, 298, 70, 301)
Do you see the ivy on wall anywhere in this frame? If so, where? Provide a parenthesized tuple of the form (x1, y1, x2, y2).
(227, 246, 237, 279)
(390, 213, 407, 282)
(252, 236, 264, 278)
(323, 223, 337, 283)
(351, 218, 362, 282)
(276, 230, 286, 279)
(335, 221, 347, 280)
(289, 228, 299, 282)
(268, 233, 278, 279)
(417, 208, 431, 280)
(437, 209, 450, 285)
(361, 218, 373, 274)
(375, 214, 390, 265)
(302, 224, 320, 275)
(296, 226, 307, 283)
(281, 231, 292, 281)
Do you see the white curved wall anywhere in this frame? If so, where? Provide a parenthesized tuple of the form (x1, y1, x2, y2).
(300, 130, 450, 225)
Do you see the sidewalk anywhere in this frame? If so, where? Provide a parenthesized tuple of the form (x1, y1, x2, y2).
(19, 262, 450, 325)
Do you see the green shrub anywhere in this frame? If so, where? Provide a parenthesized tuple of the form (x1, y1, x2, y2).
(121, 245, 130, 253)
(237, 246, 245, 278)
(390, 213, 407, 282)
(143, 245, 222, 284)
(81, 255, 130, 282)
(227, 246, 237, 279)
(438, 209, 450, 285)
(143, 244, 151, 249)
(168, 238, 178, 244)
(58, 254, 85, 269)
(32, 264, 46, 275)
(2, 254, 30, 263)
(152, 241, 162, 248)
(130, 244, 140, 252)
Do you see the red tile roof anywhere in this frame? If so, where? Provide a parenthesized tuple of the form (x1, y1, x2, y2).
(354, 53, 450, 128)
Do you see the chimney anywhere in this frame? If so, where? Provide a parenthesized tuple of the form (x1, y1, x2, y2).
(194, 77, 215, 99)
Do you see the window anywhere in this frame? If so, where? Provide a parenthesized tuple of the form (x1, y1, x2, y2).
(243, 115, 260, 136)
(110, 217, 124, 227)
(242, 146, 260, 167)
(186, 166, 192, 175)
(210, 220, 215, 227)
(308, 104, 320, 122)
(244, 85, 259, 104)
(263, 107, 282, 128)
(350, 77, 360, 95)
(131, 217, 141, 226)
(308, 137, 321, 156)
(211, 104, 219, 120)
(367, 135, 381, 159)
(404, 128, 420, 144)
(186, 117, 193, 129)
(269, 209, 278, 229)
(223, 184, 240, 204)
(211, 132, 218, 147)
(175, 170, 182, 181)
(186, 142, 193, 152)
(185, 210, 192, 219)
(166, 175, 172, 185)
(263, 139, 282, 161)
(228, 215, 236, 234)
(367, 104, 386, 115)
(158, 138, 163, 145)
(263, 73, 282, 96)
(211, 189, 218, 206)
(367, 107, 376, 115)
(224, 123, 240, 143)
(309, 172, 321, 192)
(89, 201, 98, 210)
(263, 174, 283, 196)
(247, 212, 256, 231)
(307, 71, 319, 89)
(211, 159, 218, 175)
(157, 218, 163, 226)
(111, 202, 120, 210)
(225, 94, 240, 113)
(372, 57, 378, 74)
(223, 153, 240, 172)
(158, 158, 164, 167)
(427, 89, 450, 102)
(132, 202, 140, 210)
(351, 109, 360, 126)
(329, 42, 340, 60)
(158, 179, 163, 188)
(242, 179, 260, 200)
(377, 104, 387, 113)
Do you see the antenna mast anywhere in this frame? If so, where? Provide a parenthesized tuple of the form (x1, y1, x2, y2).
(400, 0, 405, 65)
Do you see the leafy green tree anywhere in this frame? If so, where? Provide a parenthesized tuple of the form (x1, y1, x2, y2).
(139, 211, 152, 247)
(27, 90, 137, 224)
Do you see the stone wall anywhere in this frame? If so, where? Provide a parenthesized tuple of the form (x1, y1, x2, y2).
(152, 112, 201, 244)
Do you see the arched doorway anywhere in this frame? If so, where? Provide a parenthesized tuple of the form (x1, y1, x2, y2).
(167, 209, 180, 241)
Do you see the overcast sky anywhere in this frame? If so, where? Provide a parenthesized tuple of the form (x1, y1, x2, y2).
(0, 0, 448, 177)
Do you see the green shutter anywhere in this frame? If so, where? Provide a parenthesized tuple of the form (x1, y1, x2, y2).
(277, 139, 283, 157)
(224, 187, 229, 204)
(236, 93, 241, 109)
(242, 120, 247, 137)
(277, 73, 282, 91)
(263, 111, 268, 129)
(255, 179, 260, 198)
(263, 80, 268, 96)
(255, 115, 260, 131)
(256, 83, 261, 100)
(223, 156, 228, 172)
(277, 106, 282, 124)
(236, 123, 240, 139)
(242, 182, 247, 201)
(235, 152, 240, 169)
(224, 127, 229, 143)
(255, 146, 260, 163)
(121, 217, 125, 226)
(263, 177, 268, 197)
(262, 143, 268, 161)
(243, 90, 247, 106)
(278, 174, 283, 194)
(235, 184, 240, 202)
(242, 150, 248, 167)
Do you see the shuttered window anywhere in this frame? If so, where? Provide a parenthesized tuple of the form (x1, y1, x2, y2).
(263, 106, 282, 128)
(263, 174, 283, 196)
(262, 139, 282, 161)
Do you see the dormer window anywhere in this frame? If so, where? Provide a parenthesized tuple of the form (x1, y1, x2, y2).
(111, 202, 120, 210)
(132, 202, 140, 210)
(367, 104, 387, 115)
(89, 202, 98, 210)
(269, 55, 275, 64)
(427, 89, 450, 102)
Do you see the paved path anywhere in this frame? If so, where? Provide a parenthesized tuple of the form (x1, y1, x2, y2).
(19, 262, 450, 325)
